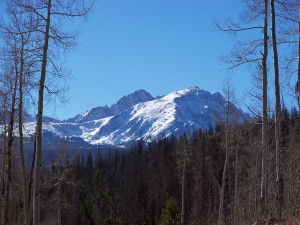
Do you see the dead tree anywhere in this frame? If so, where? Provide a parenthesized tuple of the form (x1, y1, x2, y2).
(0, 50, 19, 225)
(7, 0, 94, 224)
(176, 135, 191, 225)
(216, 0, 269, 220)
(270, 0, 284, 219)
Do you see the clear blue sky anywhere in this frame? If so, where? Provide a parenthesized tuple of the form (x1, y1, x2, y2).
(3, 0, 253, 120)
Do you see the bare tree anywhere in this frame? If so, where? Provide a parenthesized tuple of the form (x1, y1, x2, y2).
(7, 0, 95, 224)
(270, 0, 285, 219)
(0, 2, 45, 223)
(218, 78, 236, 225)
(0, 47, 19, 225)
(216, 0, 269, 220)
(274, 0, 299, 108)
(176, 135, 190, 225)
(260, 0, 269, 217)
(44, 138, 78, 225)
(0, 88, 8, 223)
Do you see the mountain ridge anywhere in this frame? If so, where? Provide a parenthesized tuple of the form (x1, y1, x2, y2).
(22, 86, 249, 148)
(66, 89, 154, 123)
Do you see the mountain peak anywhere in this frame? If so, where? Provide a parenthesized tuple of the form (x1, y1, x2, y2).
(163, 86, 208, 101)
(34, 87, 249, 148)
(67, 89, 154, 123)
(120, 89, 153, 101)
(186, 86, 200, 91)
(110, 89, 154, 115)
(132, 89, 151, 95)
(177, 86, 200, 95)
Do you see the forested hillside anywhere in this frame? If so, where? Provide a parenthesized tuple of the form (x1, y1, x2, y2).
(4, 108, 299, 225)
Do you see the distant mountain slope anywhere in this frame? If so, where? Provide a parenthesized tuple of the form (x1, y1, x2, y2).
(110, 89, 155, 115)
(23, 87, 249, 147)
(67, 89, 154, 123)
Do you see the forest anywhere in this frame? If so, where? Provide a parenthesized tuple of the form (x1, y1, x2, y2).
(0, 0, 299, 225)
(3, 111, 300, 225)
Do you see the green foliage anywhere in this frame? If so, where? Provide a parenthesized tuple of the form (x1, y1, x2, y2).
(159, 197, 181, 225)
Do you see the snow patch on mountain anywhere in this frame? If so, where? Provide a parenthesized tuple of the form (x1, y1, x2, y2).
(67, 89, 154, 123)
(21, 86, 249, 147)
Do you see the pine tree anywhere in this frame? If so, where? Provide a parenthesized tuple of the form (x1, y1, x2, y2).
(159, 197, 181, 225)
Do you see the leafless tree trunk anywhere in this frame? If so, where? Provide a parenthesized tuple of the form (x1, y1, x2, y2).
(0, 3, 40, 223)
(176, 135, 190, 225)
(270, 0, 284, 220)
(18, 40, 31, 225)
(33, 0, 52, 224)
(28, 133, 36, 216)
(181, 149, 186, 225)
(57, 178, 62, 225)
(1, 1, 94, 223)
(234, 143, 239, 225)
(260, 0, 269, 218)
(0, 92, 7, 223)
(298, 2, 300, 110)
(2, 62, 18, 225)
(176, 138, 189, 225)
(218, 80, 232, 225)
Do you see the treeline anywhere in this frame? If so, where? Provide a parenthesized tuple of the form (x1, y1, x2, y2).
(2, 107, 296, 225)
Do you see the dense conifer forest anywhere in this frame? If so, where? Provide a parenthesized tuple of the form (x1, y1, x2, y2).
(3, 108, 295, 225)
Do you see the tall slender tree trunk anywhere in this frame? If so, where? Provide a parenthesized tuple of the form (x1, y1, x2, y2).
(260, 0, 269, 219)
(18, 41, 30, 225)
(270, 0, 284, 220)
(155, 182, 159, 224)
(218, 87, 230, 225)
(234, 144, 239, 225)
(298, 2, 300, 110)
(2, 69, 18, 225)
(181, 155, 186, 225)
(33, 0, 51, 224)
(57, 179, 62, 225)
(28, 133, 36, 215)
(0, 93, 7, 223)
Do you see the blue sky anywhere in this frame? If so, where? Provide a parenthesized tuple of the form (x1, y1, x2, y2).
(51, 0, 252, 120)
(3, 0, 254, 120)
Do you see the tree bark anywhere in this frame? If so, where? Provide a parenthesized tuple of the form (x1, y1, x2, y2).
(270, 0, 284, 220)
(298, 1, 300, 110)
(28, 133, 36, 214)
(0, 93, 7, 223)
(18, 40, 30, 225)
(2, 67, 18, 225)
(57, 179, 62, 225)
(33, 0, 52, 224)
(260, 0, 269, 218)
(218, 86, 230, 225)
(181, 155, 186, 225)
(234, 144, 239, 225)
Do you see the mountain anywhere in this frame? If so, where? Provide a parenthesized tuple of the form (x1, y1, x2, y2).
(110, 89, 155, 115)
(67, 89, 154, 123)
(22, 87, 249, 148)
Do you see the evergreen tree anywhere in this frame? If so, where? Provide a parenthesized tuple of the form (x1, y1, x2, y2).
(159, 197, 181, 225)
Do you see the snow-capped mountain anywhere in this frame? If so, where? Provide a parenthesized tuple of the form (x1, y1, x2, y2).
(67, 89, 154, 123)
(110, 89, 155, 115)
(22, 87, 249, 147)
